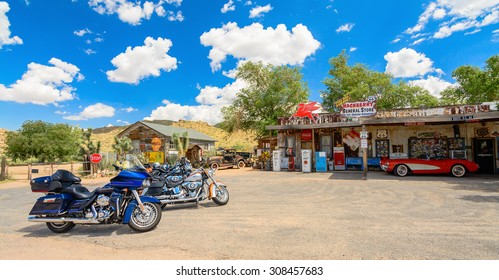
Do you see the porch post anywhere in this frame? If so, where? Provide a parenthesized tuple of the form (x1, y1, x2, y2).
(362, 125, 368, 180)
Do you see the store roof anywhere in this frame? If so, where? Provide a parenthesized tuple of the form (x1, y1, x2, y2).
(118, 121, 217, 142)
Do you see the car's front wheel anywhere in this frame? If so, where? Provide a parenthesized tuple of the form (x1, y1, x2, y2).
(451, 164, 466, 177)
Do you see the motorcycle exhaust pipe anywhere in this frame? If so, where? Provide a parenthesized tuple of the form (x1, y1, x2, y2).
(28, 216, 101, 224)
(160, 196, 199, 204)
(160, 187, 203, 204)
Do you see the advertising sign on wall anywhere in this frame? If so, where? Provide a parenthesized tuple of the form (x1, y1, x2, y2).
(301, 129, 313, 141)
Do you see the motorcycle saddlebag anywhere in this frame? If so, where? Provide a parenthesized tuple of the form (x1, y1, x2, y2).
(29, 194, 71, 215)
(30, 176, 52, 193)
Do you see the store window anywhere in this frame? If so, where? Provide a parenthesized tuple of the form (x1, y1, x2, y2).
(320, 135, 332, 159)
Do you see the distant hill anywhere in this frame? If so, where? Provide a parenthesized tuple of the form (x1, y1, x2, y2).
(0, 120, 258, 156)
(172, 120, 258, 152)
(91, 120, 258, 153)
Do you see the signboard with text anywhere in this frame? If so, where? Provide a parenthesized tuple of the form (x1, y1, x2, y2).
(340, 101, 376, 118)
(90, 153, 102, 163)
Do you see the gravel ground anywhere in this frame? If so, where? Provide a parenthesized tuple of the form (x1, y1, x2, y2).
(0, 169, 498, 260)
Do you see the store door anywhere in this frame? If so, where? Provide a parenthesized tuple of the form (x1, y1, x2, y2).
(473, 138, 495, 174)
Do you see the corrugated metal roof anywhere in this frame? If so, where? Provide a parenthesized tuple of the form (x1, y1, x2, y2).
(119, 121, 217, 142)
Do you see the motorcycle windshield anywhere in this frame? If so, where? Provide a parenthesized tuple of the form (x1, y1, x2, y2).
(119, 155, 147, 172)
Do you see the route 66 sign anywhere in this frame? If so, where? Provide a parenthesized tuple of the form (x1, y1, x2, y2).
(376, 129, 388, 139)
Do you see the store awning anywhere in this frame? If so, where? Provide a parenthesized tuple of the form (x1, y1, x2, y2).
(266, 111, 499, 130)
(361, 111, 499, 126)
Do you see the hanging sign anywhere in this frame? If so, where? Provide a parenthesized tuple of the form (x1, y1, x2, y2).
(340, 101, 376, 117)
(361, 139, 368, 149)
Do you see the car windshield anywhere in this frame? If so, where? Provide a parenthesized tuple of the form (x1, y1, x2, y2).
(119, 154, 147, 172)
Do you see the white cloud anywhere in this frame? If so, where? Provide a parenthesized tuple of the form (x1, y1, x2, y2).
(349, 47, 357, 52)
(0, 2, 23, 48)
(107, 37, 178, 84)
(411, 38, 426, 45)
(145, 79, 247, 124)
(64, 103, 116, 120)
(433, 19, 478, 39)
(336, 23, 354, 33)
(391, 38, 401, 43)
(195, 78, 247, 106)
(0, 58, 83, 105)
(384, 48, 435, 78)
(221, 0, 235, 13)
(74, 28, 92, 37)
(155, 5, 166, 16)
(84, 49, 96, 55)
(249, 4, 272, 18)
(165, 0, 182, 6)
(200, 22, 321, 72)
(88, 0, 182, 25)
(405, 1, 499, 39)
(167, 10, 183, 21)
(409, 75, 454, 98)
(121, 107, 138, 112)
(493, 29, 499, 42)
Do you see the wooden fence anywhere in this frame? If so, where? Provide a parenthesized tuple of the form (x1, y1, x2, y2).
(4, 162, 88, 180)
(0, 153, 123, 181)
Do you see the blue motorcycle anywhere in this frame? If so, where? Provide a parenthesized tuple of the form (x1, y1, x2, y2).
(28, 155, 162, 233)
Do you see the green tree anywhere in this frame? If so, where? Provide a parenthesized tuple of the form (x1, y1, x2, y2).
(80, 129, 101, 174)
(321, 50, 439, 111)
(172, 132, 189, 157)
(221, 61, 310, 136)
(6, 121, 82, 162)
(440, 55, 499, 104)
(112, 136, 132, 161)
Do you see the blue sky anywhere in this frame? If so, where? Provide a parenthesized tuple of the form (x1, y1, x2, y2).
(0, 0, 498, 130)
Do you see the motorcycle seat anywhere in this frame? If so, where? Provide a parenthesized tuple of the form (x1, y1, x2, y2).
(61, 184, 94, 199)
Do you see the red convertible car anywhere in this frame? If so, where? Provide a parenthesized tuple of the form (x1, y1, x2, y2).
(380, 155, 479, 177)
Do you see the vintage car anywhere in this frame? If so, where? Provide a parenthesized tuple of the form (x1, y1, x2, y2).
(207, 148, 253, 171)
(380, 155, 479, 177)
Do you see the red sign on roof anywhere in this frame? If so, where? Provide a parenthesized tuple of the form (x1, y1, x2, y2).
(292, 102, 321, 122)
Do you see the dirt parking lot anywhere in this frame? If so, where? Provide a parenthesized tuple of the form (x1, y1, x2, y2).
(0, 168, 498, 260)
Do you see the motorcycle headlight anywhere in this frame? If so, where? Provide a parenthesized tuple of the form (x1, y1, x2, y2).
(208, 169, 215, 176)
(142, 179, 151, 187)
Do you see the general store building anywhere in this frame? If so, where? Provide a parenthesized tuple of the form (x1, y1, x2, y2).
(266, 103, 499, 174)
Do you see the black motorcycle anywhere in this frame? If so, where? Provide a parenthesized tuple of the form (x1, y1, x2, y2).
(145, 157, 229, 208)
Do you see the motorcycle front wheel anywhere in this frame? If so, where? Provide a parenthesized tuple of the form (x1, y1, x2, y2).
(46, 221, 75, 233)
(212, 184, 229, 206)
(128, 202, 162, 232)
